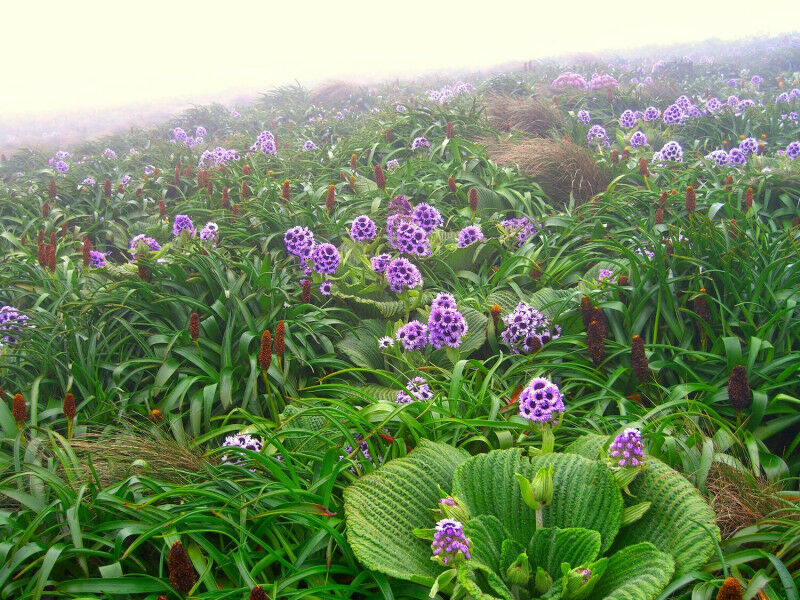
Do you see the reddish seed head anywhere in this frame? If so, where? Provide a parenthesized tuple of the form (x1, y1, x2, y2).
(685, 186, 696, 214)
(587, 319, 606, 365)
(158, 198, 167, 219)
(167, 541, 196, 594)
(243, 164, 251, 175)
(716, 577, 743, 600)
(46, 244, 56, 273)
(580, 296, 593, 329)
(150, 409, 163, 423)
(638, 157, 649, 176)
(385, 128, 392, 142)
(727, 366, 751, 411)
(189, 313, 200, 341)
(275, 321, 285, 357)
(137, 258, 150, 282)
(301, 279, 312, 303)
(448, 176, 457, 194)
(281, 179, 290, 202)
(374, 164, 386, 190)
(445, 121, 454, 139)
(63, 393, 76, 419)
(42, 201, 50, 217)
(241, 180, 250, 200)
(221, 186, 230, 209)
(37, 228, 45, 246)
(744, 187, 753, 209)
(618, 274, 629, 286)
(82, 236, 93, 267)
(350, 153, 357, 171)
(659, 191, 668, 206)
(695, 288, 711, 322)
(12, 393, 26, 426)
(249, 586, 269, 600)
(104, 178, 112, 197)
(50, 231, 57, 247)
(655, 208, 664, 224)
(468, 188, 478, 213)
(339, 171, 346, 182)
(258, 330, 272, 371)
(326, 185, 335, 214)
(621, 148, 630, 161)
(48, 179, 56, 198)
(611, 149, 619, 165)
(631, 335, 649, 382)
(232, 204, 239, 216)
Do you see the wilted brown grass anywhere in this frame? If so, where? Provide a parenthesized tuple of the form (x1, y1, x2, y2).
(486, 95, 565, 137)
(485, 136, 609, 205)
(706, 463, 791, 538)
(309, 81, 361, 105)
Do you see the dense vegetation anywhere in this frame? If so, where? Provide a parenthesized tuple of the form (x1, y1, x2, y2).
(1, 34, 799, 600)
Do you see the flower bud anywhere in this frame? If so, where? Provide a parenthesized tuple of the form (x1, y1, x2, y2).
(534, 566, 553, 595)
(505, 552, 532, 586)
(167, 541, 196, 594)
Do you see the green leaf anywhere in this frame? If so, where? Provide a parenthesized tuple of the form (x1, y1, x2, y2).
(463, 515, 510, 573)
(528, 527, 602, 578)
(611, 457, 719, 577)
(499, 539, 526, 575)
(590, 542, 674, 600)
(343, 439, 470, 583)
(564, 433, 609, 460)
(452, 450, 622, 552)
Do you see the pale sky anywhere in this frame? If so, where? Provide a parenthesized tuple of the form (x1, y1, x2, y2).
(1, 0, 798, 119)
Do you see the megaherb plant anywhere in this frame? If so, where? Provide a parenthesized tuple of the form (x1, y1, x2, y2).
(344, 437, 718, 600)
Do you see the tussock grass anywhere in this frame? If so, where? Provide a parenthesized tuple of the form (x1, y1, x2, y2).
(485, 94, 565, 137)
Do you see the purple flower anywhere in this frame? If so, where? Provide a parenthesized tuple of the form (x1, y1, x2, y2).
(750, 75, 762, 87)
(200, 222, 219, 244)
(172, 128, 188, 142)
(144, 165, 155, 176)
(411, 137, 430, 150)
(319, 280, 332, 295)
(388, 195, 413, 216)
(609, 428, 644, 467)
(739, 137, 758, 155)
(120, 175, 131, 187)
(577, 109, 591, 124)
(350, 215, 377, 242)
(589, 73, 619, 90)
(501, 302, 560, 354)
(518, 377, 564, 423)
(431, 519, 471, 565)
(662, 104, 684, 125)
(377, 336, 394, 350)
(396, 375, 433, 403)
(129, 234, 161, 257)
(619, 109, 637, 129)
(629, 130, 648, 148)
(251, 131, 277, 155)
(386, 159, 400, 171)
(396, 105, 408, 113)
(341, 433, 382, 474)
(302, 140, 317, 151)
(431, 293, 457, 311)
(728, 78, 738, 88)
(88, 251, 107, 268)
(499, 217, 537, 246)
(0, 305, 30, 348)
(427, 296, 468, 349)
(552, 72, 588, 90)
(786, 141, 800, 159)
(385, 257, 422, 292)
(586, 125, 610, 150)
(173, 214, 195, 237)
(411, 203, 443, 234)
(195, 126, 207, 138)
(636, 246, 655, 260)
(311, 243, 340, 275)
(389, 217, 431, 257)
(728, 147, 747, 165)
(705, 149, 730, 166)
(653, 141, 683, 163)
(597, 268, 614, 284)
(643, 106, 661, 121)
(706, 97, 723, 113)
(221, 433, 263, 468)
(396, 321, 428, 351)
(81, 177, 95, 188)
(457, 225, 484, 247)
(371, 253, 391, 274)
(55, 160, 69, 173)
(284, 226, 315, 260)
(103, 148, 117, 159)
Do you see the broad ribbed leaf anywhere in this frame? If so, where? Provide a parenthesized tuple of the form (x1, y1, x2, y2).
(350, 384, 400, 404)
(458, 306, 489, 356)
(336, 320, 386, 370)
(564, 433, 609, 460)
(343, 439, 469, 583)
(333, 290, 436, 319)
(463, 515, 510, 573)
(528, 287, 575, 321)
(611, 457, 719, 576)
(499, 539, 526, 574)
(528, 527, 601, 577)
(452, 450, 622, 552)
(486, 289, 521, 313)
(590, 542, 674, 600)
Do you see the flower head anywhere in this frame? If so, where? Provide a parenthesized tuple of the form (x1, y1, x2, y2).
(284, 226, 315, 260)
(609, 428, 644, 467)
(385, 257, 422, 293)
(518, 377, 564, 423)
(411, 137, 430, 150)
(395, 320, 428, 351)
(457, 225, 484, 247)
(371, 253, 391, 274)
(501, 302, 560, 354)
(221, 433, 263, 466)
(411, 203, 443, 234)
(427, 294, 468, 349)
(377, 336, 394, 350)
(311, 243, 340, 275)
(88, 250, 107, 268)
(396, 375, 433, 403)
(431, 519, 471, 565)
(173, 215, 195, 237)
(350, 215, 377, 242)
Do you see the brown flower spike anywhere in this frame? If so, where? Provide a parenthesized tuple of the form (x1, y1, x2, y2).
(325, 185, 335, 214)
(631, 335, 649, 382)
(744, 187, 753, 210)
(448, 176, 457, 194)
(281, 179, 291, 202)
(685, 186, 696, 214)
(468, 188, 478, 214)
(189, 313, 200, 341)
(715, 577, 743, 600)
(695, 288, 711, 322)
(727, 366, 751, 411)
(12, 393, 26, 427)
(63, 393, 77, 419)
(274, 321, 285, 359)
(587, 319, 606, 365)
(445, 121, 454, 139)
(638, 157, 649, 176)
(258, 330, 272, 371)
(580, 296, 593, 329)
(48, 179, 56, 198)
(490, 304, 502, 329)
(249, 585, 269, 600)
(374, 164, 386, 191)
(167, 541, 196, 594)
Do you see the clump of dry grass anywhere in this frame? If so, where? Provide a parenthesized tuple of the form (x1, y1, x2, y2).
(485, 136, 609, 205)
(69, 426, 207, 486)
(486, 95, 565, 137)
(309, 81, 361, 105)
(706, 463, 790, 538)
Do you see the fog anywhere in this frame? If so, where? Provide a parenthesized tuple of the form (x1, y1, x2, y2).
(2, 0, 797, 149)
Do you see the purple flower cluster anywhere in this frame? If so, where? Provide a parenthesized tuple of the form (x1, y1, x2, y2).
(431, 519, 471, 565)
(728, 147, 747, 165)
(619, 109, 637, 129)
(396, 375, 433, 403)
(311, 243, 340, 275)
(705, 149, 731, 167)
(577, 109, 591, 124)
(783, 141, 800, 159)
(587, 124, 610, 150)
(341, 433, 382, 474)
(81, 177, 95, 188)
(518, 377, 565, 423)
(609, 428, 644, 467)
(630, 130, 648, 148)
(499, 217, 537, 246)
(739, 137, 759, 155)
(411, 203, 443, 234)
(173, 215, 195, 237)
(552, 72, 588, 90)
(0, 305, 30, 348)
(302, 140, 317, 151)
(220, 433, 263, 467)
(388, 216, 431, 257)
(501, 302, 560, 354)
(199, 147, 239, 168)
(653, 141, 683, 163)
(386, 159, 400, 171)
(284, 226, 316, 260)
(377, 336, 394, 350)
(643, 106, 661, 121)
(396, 320, 428, 351)
(589, 73, 619, 89)
(597, 268, 615, 284)
(457, 225, 484, 247)
(319, 280, 332, 295)
(427, 293, 468, 349)
(411, 137, 431, 151)
(88, 251, 107, 268)
(251, 130, 277, 155)
(103, 148, 117, 159)
(371, 253, 391, 274)
(388, 195, 413, 216)
(663, 103, 685, 125)
(171, 128, 202, 148)
(200, 222, 219, 244)
(130, 235, 161, 257)
(350, 215, 377, 242)
(385, 257, 422, 293)
(427, 82, 474, 104)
